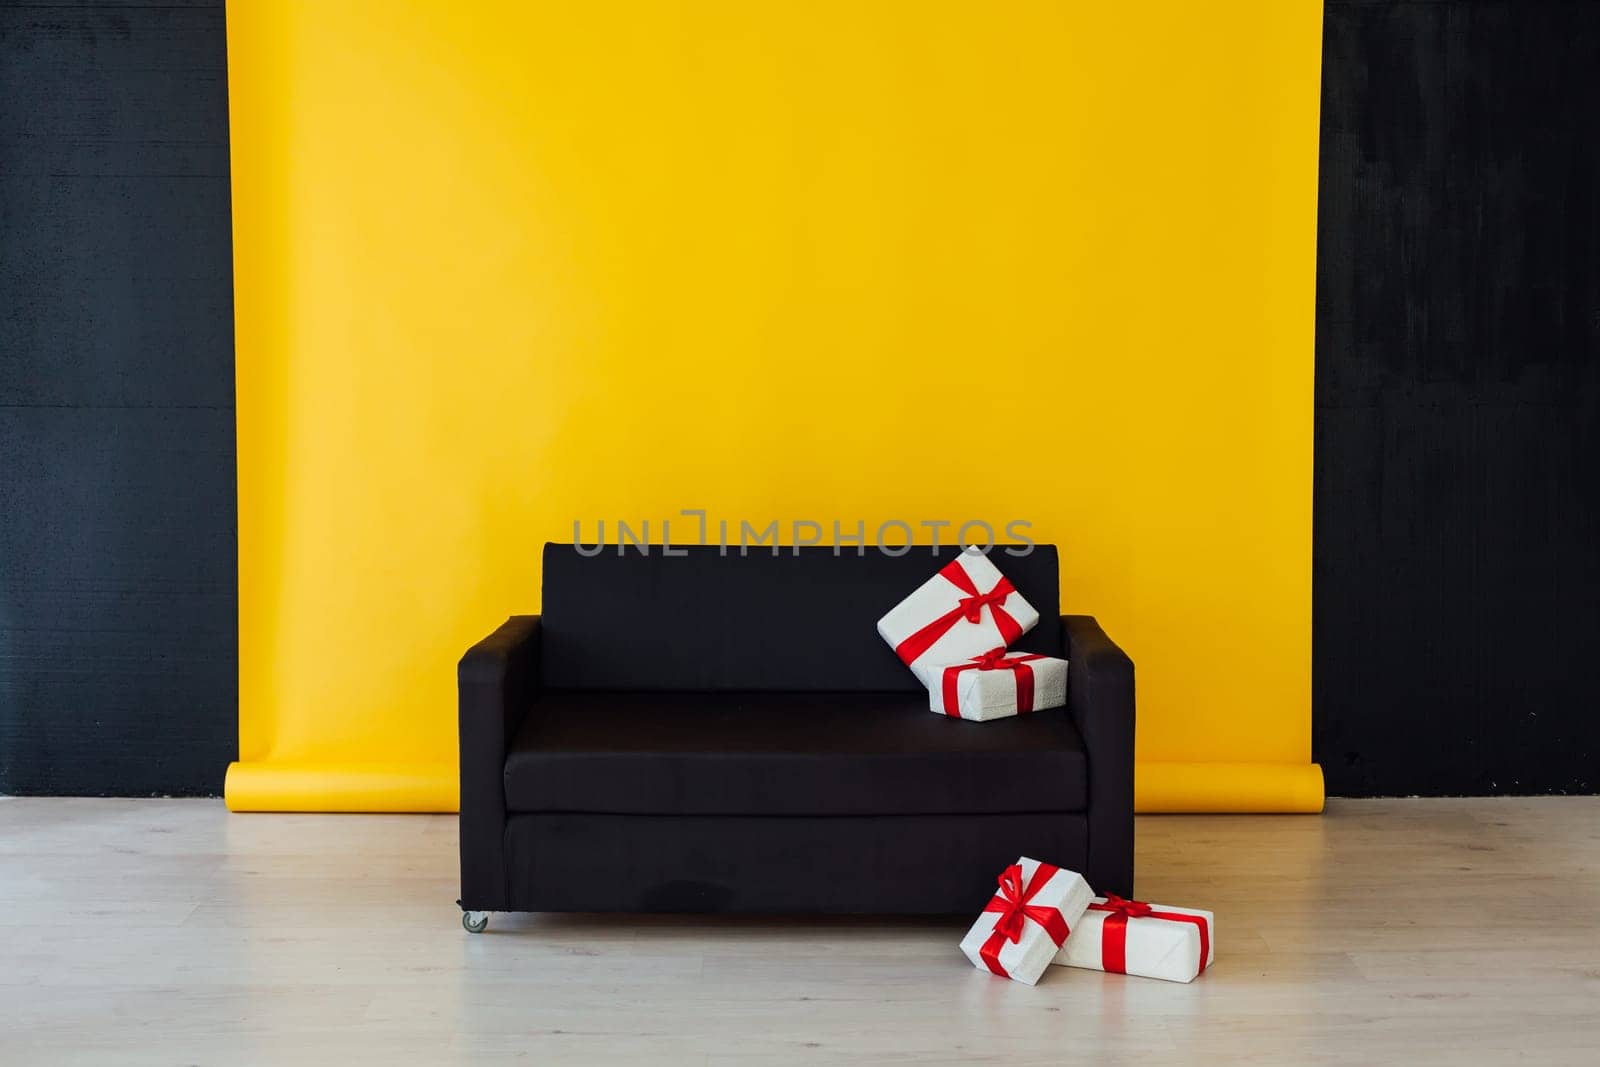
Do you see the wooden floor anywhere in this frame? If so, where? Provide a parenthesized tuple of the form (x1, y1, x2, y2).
(2, 798, 1598, 1064)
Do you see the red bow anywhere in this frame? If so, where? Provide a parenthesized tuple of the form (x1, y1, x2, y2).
(1088, 896, 1211, 975)
(1095, 894, 1154, 918)
(939, 648, 1046, 716)
(978, 863, 1072, 977)
(893, 559, 1023, 666)
(958, 588, 1010, 623)
(971, 647, 1014, 669)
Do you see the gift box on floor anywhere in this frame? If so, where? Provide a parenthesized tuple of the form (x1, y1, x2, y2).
(877, 549, 1040, 686)
(1052, 895, 1215, 983)
(959, 857, 1093, 985)
(930, 647, 1068, 721)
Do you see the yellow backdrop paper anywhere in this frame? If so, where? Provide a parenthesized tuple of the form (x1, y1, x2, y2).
(225, 1, 1325, 813)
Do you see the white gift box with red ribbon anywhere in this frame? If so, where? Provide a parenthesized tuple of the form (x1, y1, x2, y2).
(930, 648, 1068, 720)
(877, 549, 1040, 687)
(1051, 895, 1215, 983)
(958, 857, 1093, 985)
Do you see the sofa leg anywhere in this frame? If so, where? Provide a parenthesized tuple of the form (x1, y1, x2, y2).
(461, 910, 490, 933)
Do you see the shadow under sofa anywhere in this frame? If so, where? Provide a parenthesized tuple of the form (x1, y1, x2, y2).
(458, 543, 1134, 919)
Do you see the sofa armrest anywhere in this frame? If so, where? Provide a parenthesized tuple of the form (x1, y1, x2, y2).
(1063, 614, 1135, 897)
(458, 614, 541, 909)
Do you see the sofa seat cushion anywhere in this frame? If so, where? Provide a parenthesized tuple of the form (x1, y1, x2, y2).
(503, 690, 1087, 816)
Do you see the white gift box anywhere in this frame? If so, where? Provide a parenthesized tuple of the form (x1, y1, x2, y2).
(877, 549, 1040, 686)
(1052, 896, 1215, 983)
(959, 857, 1093, 985)
(929, 649, 1068, 720)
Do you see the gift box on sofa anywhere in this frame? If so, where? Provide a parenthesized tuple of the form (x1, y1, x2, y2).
(877, 549, 1040, 686)
(930, 647, 1068, 721)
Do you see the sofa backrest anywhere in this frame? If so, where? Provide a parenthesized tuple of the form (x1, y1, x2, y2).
(539, 542, 1062, 691)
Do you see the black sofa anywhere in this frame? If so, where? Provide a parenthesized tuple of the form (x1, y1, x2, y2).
(458, 543, 1134, 926)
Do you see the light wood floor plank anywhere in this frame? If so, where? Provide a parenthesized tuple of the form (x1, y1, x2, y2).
(2, 797, 1598, 1064)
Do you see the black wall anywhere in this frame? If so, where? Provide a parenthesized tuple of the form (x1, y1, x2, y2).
(0, 0, 236, 794)
(1314, 0, 1600, 795)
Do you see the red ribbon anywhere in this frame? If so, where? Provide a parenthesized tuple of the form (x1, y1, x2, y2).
(893, 558, 1023, 666)
(1088, 895, 1211, 976)
(978, 862, 1073, 978)
(939, 648, 1046, 717)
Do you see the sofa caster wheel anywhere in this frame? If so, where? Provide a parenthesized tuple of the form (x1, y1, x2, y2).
(462, 910, 489, 933)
